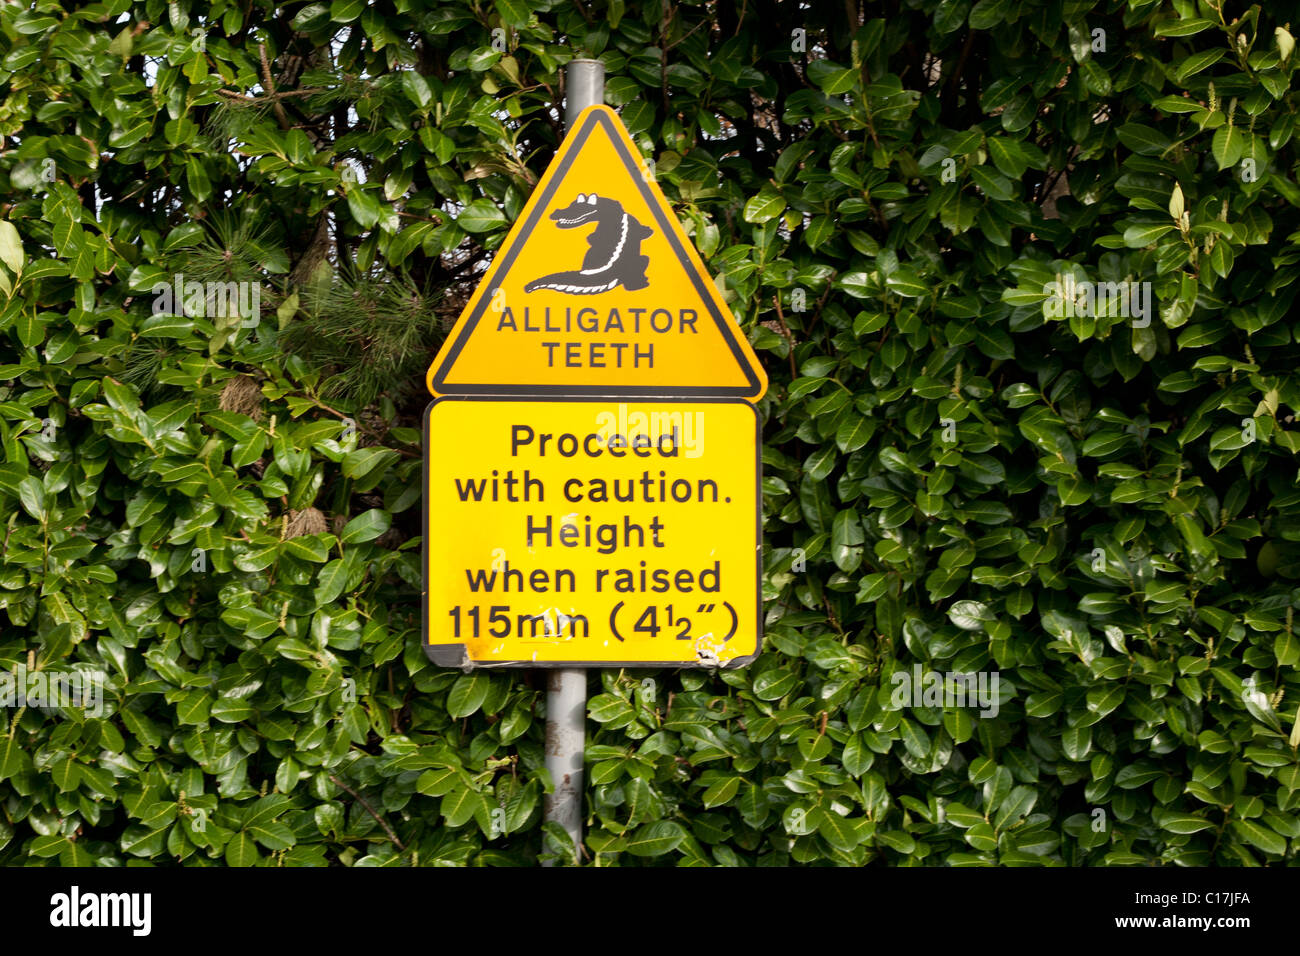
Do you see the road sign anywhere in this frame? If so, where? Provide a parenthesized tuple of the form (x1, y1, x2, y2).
(423, 397, 760, 667)
(423, 101, 766, 669)
(426, 105, 768, 401)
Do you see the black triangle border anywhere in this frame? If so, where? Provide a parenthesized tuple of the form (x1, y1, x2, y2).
(430, 108, 764, 398)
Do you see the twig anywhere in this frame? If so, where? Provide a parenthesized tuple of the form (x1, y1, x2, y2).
(312, 400, 421, 458)
(259, 44, 292, 130)
(217, 88, 322, 103)
(666, 17, 709, 51)
(945, 30, 975, 105)
(771, 294, 798, 380)
(1035, 145, 1078, 205)
(329, 774, 406, 850)
(808, 271, 838, 338)
(660, 3, 672, 115)
(822, 592, 844, 635)
(397, 210, 445, 225)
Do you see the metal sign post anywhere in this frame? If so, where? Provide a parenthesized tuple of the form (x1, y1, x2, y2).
(541, 58, 604, 867)
(542, 665, 586, 866)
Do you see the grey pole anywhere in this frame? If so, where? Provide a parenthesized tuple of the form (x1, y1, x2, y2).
(542, 667, 586, 865)
(541, 57, 603, 868)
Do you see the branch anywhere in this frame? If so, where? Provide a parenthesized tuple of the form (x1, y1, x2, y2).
(771, 294, 798, 381)
(259, 44, 293, 130)
(329, 774, 406, 851)
(312, 400, 422, 458)
(217, 88, 323, 103)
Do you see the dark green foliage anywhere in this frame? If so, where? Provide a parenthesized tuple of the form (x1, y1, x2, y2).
(0, 0, 1298, 866)
(281, 272, 446, 408)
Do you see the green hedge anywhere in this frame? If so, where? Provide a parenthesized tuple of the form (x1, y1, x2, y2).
(1, 0, 1298, 866)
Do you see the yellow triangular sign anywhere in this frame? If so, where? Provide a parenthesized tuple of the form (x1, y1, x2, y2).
(426, 105, 767, 401)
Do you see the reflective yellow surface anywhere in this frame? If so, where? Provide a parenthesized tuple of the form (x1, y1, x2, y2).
(424, 399, 760, 665)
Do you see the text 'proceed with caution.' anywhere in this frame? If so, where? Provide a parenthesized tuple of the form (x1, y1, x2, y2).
(424, 399, 760, 666)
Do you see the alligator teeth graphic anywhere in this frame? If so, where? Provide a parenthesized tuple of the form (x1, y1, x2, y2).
(524, 192, 653, 295)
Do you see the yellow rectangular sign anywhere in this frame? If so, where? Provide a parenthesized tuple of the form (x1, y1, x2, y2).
(422, 398, 761, 667)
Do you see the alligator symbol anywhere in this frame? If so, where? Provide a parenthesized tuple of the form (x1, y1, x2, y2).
(523, 193, 653, 295)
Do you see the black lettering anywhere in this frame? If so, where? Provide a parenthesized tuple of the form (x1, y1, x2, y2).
(465, 567, 496, 591)
(596, 522, 616, 554)
(454, 477, 487, 501)
(526, 514, 551, 547)
(524, 470, 544, 501)
(511, 426, 534, 456)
